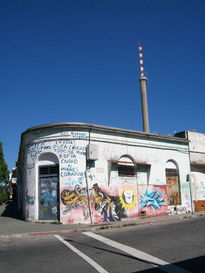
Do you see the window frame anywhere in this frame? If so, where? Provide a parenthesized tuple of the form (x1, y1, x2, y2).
(117, 156, 136, 177)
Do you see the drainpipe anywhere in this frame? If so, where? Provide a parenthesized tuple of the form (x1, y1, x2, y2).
(187, 174, 194, 215)
(85, 125, 93, 224)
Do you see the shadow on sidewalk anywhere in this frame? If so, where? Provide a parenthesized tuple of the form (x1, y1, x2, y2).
(1, 200, 23, 220)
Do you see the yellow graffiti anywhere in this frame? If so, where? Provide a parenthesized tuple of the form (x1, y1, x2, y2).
(119, 186, 136, 210)
(61, 189, 88, 206)
(61, 185, 89, 219)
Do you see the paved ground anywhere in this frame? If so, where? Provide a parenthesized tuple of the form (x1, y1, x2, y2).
(1, 200, 205, 238)
(1, 217, 205, 273)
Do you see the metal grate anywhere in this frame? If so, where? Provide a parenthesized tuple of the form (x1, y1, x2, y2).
(39, 165, 59, 176)
(118, 165, 135, 177)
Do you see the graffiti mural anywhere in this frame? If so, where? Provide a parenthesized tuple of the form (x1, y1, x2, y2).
(61, 185, 89, 219)
(61, 183, 169, 223)
(92, 183, 122, 222)
(119, 186, 136, 210)
(139, 188, 166, 213)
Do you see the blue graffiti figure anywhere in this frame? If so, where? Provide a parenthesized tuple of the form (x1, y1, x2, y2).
(140, 188, 165, 213)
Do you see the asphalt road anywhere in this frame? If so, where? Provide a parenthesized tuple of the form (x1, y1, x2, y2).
(0, 216, 205, 273)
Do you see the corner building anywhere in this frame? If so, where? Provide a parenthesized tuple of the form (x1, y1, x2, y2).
(17, 123, 192, 224)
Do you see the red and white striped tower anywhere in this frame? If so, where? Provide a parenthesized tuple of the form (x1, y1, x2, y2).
(138, 42, 150, 133)
(138, 42, 144, 77)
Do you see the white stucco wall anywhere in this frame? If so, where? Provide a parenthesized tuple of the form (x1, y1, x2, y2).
(188, 131, 205, 162)
(18, 124, 191, 223)
(187, 131, 205, 210)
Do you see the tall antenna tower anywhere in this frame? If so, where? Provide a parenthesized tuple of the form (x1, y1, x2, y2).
(138, 42, 150, 133)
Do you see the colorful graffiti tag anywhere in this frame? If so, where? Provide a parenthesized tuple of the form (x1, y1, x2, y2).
(92, 183, 122, 222)
(61, 185, 89, 219)
(119, 186, 136, 210)
(139, 188, 165, 213)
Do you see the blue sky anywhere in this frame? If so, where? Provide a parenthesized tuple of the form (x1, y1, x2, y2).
(0, 0, 204, 170)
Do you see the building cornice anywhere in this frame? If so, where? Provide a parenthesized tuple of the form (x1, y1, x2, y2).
(21, 122, 189, 144)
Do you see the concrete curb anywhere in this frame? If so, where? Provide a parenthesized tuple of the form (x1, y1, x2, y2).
(0, 214, 197, 239)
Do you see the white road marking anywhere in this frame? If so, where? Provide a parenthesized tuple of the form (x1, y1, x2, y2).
(54, 235, 109, 273)
(83, 232, 191, 273)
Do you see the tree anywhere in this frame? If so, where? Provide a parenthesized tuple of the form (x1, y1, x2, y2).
(0, 142, 9, 183)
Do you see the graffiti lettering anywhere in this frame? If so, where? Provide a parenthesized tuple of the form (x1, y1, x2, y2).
(61, 171, 84, 177)
(55, 140, 73, 145)
(139, 188, 165, 213)
(53, 140, 73, 153)
(61, 159, 78, 164)
(70, 132, 88, 139)
(57, 143, 86, 180)
(65, 180, 83, 186)
(27, 142, 52, 161)
(61, 166, 78, 172)
(60, 132, 88, 139)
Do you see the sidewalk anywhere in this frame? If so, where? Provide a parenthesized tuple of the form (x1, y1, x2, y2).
(1, 201, 204, 238)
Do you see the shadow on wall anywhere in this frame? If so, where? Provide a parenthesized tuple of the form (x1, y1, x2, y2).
(0, 200, 23, 220)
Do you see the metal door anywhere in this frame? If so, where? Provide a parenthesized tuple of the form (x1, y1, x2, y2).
(39, 165, 59, 221)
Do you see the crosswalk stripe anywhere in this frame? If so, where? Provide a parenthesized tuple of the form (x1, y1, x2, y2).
(54, 235, 109, 273)
(83, 231, 191, 273)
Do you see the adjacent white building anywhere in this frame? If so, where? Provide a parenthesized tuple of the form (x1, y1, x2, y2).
(175, 130, 205, 212)
(17, 123, 192, 224)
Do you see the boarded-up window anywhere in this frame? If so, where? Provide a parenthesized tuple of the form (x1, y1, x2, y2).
(166, 161, 181, 205)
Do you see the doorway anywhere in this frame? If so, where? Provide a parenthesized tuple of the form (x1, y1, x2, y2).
(39, 164, 59, 221)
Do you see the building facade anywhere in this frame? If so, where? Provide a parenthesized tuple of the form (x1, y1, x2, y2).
(175, 130, 205, 212)
(17, 123, 192, 224)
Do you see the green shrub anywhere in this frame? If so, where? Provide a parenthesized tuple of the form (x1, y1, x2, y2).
(0, 186, 8, 205)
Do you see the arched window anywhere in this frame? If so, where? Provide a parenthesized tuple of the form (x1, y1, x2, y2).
(38, 152, 59, 166)
(165, 160, 181, 205)
(118, 155, 136, 177)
